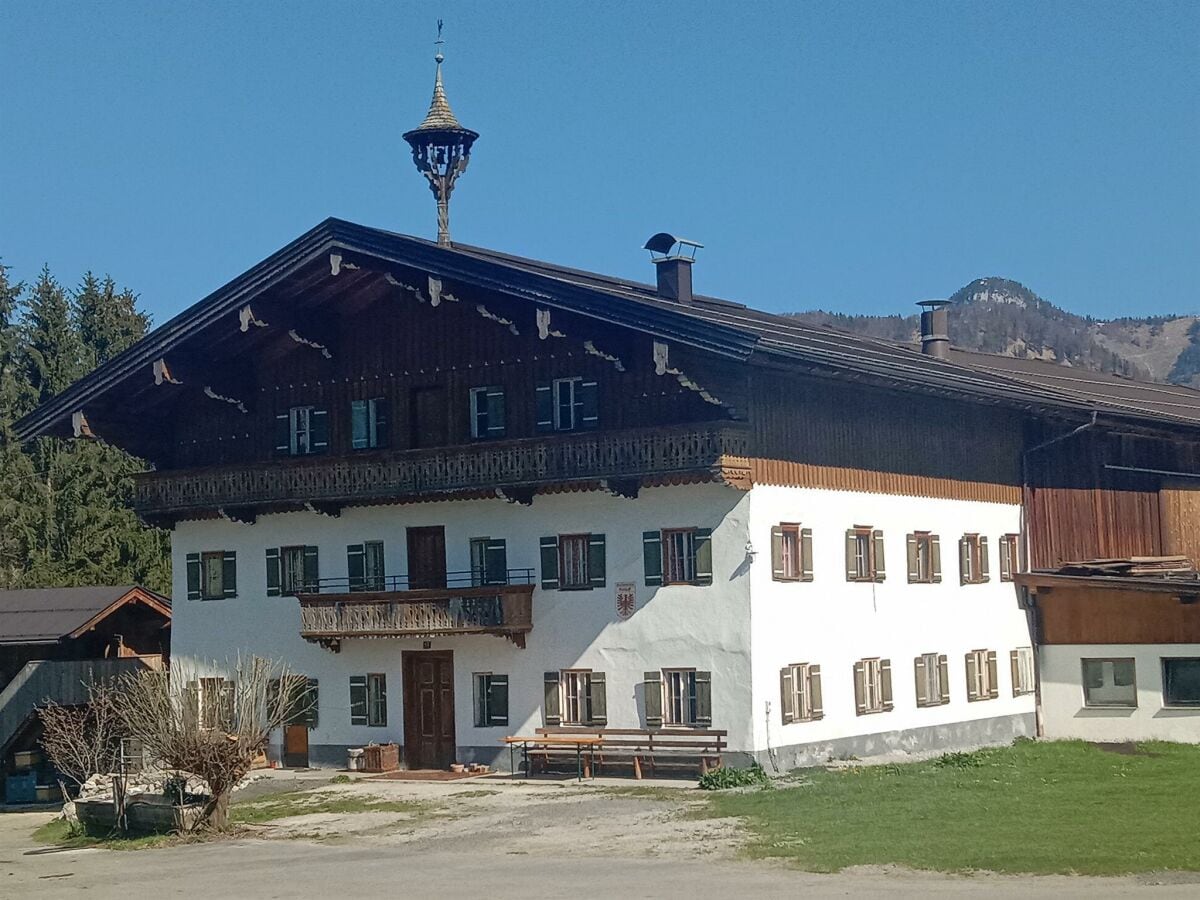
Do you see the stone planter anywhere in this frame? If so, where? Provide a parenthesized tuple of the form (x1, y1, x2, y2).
(75, 795, 208, 835)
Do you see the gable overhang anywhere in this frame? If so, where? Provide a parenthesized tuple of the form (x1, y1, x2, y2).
(64, 586, 172, 640)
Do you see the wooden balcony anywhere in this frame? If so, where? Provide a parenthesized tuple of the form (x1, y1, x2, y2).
(297, 584, 535, 650)
(132, 423, 751, 520)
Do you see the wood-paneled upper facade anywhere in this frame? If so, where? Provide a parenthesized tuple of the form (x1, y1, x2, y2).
(14, 219, 1200, 563)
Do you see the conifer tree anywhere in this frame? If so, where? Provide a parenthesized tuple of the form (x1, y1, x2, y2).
(21, 266, 84, 405)
(74, 272, 150, 367)
(0, 263, 38, 586)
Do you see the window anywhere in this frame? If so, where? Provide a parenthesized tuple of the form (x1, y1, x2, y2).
(469, 386, 506, 439)
(185, 551, 236, 600)
(1011, 647, 1035, 696)
(853, 658, 893, 715)
(271, 675, 318, 727)
(643, 670, 712, 727)
(643, 528, 713, 586)
(545, 670, 607, 726)
(966, 649, 1000, 701)
(1162, 658, 1200, 707)
(664, 669, 698, 726)
(914, 653, 950, 707)
(348, 541, 385, 592)
(195, 677, 233, 731)
(539, 534, 606, 590)
(959, 534, 990, 585)
(350, 398, 388, 450)
(350, 674, 387, 726)
(1081, 658, 1137, 708)
(779, 663, 823, 723)
(845, 527, 886, 582)
(535, 377, 598, 432)
(274, 406, 329, 456)
(474, 673, 510, 726)
(771, 523, 813, 582)
(267, 545, 319, 596)
(906, 532, 941, 584)
(470, 538, 508, 586)
(999, 533, 1020, 581)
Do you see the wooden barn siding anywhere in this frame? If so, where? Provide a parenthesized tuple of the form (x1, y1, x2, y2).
(165, 285, 732, 469)
(1160, 480, 1200, 567)
(746, 370, 1023, 501)
(1038, 587, 1200, 644)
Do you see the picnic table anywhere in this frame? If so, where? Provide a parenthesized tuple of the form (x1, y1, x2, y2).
(502, 735, 601, 782)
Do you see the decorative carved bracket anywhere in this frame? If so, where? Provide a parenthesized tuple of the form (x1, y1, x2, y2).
(218, 506, 257, 526)
(72, 411, 95, 439)
(496, 486, 535, 506)
(604, 477, 641, 500)
(304, 501, 342, 518)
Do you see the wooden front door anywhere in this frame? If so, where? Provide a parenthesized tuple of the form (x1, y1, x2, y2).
(407, 526, 447, 589)
(411, 387, 448, 448)
(403, 651, 456, 770)
(282, 724, 309, 768)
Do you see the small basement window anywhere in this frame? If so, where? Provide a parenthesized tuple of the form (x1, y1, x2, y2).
(1081, 658, 1137, 708)
(1162, 658, 1200, 708)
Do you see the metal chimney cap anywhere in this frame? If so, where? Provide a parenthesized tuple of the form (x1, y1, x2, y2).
(644, 232, 703, 259)
(916, 298, 951, 310)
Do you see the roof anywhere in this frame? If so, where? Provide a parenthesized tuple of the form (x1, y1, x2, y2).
(1015, 571, 1200, 598)
(0, 585, 171, 645)
(13, 217, 1200, 442)
(406, 59, 471, 134)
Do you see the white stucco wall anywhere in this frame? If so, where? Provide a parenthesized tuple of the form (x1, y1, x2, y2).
(746, 485, 1036, 758)
(1040, 644, 1200, 742)
(170, 482, 755, 756)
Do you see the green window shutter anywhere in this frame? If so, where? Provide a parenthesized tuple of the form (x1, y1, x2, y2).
(186, 553, 201, 601)
(265, 548, 281, 597)
(906, 534, 919, 583)
(311, 409, 329, 452)
(931, 535, 943, 583)
(371, 674, 388, 726)
(914, 655, 928, 707)
(694, 670, 712, 727)
(770, 526, 785, 580)
(938, 655, 951, 704)
(489, 674, 509, 726)
(779, 667, 794, 724)
(987, 650, 999, 699)
(349, 676, 368, 726)
(303, 678, 319, 729)
(809, 665, 823, 719)
(485, 539, 508, 585)
(845, 530, 858, 580)
(347, 544, 365, 593)
(350, 400, 368, 450)
(486, 388, 506, 437)
(303, 546, 320, 593)
(642, 531, 663, 586)
(222, 551, 237, 598)
(694, 528, 713, 585)
(539, 536, 559, 589)
(644, 670, 663, 727)
(543, 671, 561, 726)
(853, 661, 867, 715)
(535, 383, 553, 433)
(579, 380, 599, 429)
(800, 528, 814, 582)
(872, 530, 886, 582)
(274, 413, 290, 454)
(587, 671, 607, 726)
(373, 398, 389, 448)
(588, 534, 606, 588)
(980, 537, 991, 582)
(880, 659, 893, 710)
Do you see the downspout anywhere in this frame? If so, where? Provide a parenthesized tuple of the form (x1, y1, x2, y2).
(1019, 410, 1098, 738)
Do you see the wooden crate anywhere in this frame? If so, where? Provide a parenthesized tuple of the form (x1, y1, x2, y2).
(362, 743, 400, 773)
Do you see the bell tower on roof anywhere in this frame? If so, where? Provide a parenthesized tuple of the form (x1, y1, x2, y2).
(403, 21, 479, 247)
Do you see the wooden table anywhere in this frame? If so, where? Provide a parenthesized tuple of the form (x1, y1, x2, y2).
(502, 735, 601, 782)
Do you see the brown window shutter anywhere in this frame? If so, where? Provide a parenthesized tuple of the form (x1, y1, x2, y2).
(959, 537, 970, 585)
(845, 530, 858, 581)
(800, 528, 814, 582)
(853, 661, 867, 715)
(938, 655, 950, 704)
(808, 665, 823, 719)
(986, 651, 999, 699)
(779, 667, 795, 724)
(906, 534, 919, 583)
(872, 530, 886, 582)
(914, 655, 928, 707)
(931, 535, 942, 583)
(980, 537, 990, 582)
(643, 671, 663, 728)
(543, 671, 561, 725)
(965, 652, 979, 701)
(1010, 650, 1020, 697)
(1000, 539, 1012, 581)
(771, 526, 785, 580)
(880, 659, 893, 710)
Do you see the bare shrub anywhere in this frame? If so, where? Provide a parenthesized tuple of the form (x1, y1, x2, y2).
(38, 680, 123, 795)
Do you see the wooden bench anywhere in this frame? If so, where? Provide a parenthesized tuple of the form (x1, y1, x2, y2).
(533, 727, 727, 779)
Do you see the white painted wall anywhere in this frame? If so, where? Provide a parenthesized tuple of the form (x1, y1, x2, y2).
(170, 482, 755, 757)
(1040, 644, 1200, 742)
(747, 485, 1036, 757)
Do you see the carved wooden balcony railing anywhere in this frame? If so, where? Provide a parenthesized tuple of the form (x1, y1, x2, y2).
(297, 583, 535, 650)
(132, 422, 751, 519)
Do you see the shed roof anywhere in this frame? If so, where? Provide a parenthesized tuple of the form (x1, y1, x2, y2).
(0, 585, 171, 645)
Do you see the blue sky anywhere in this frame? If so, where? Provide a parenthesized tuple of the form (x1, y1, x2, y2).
(1, 1, 1197, 324)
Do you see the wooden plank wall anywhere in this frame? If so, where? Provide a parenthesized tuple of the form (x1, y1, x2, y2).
(1038, 587, 1200, 644)
(1160, 479, 1200, 566)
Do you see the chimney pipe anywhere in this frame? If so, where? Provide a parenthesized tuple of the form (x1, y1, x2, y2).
(917, 299, 951, 360)
(643, 232, 702, 305)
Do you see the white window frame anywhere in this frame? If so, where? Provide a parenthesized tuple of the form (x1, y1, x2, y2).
(778, 524, 800, 580)
(861, 658, 885, 713)
(1013, 646, 1035, 696)
(561, 670, 592, 726)
(362, 540, 385, 592)
(969, 649, 993, 699)
(663, 529, 697, 585)
(558, 534, 590, 589)
(552, 377, 583, 431)
(918, 652, 944, 704)
(999, 533, 1020, 581)
(913, 533, 934, 583)
(280, 546, 306, 596)
(663, 669, 698, 726)
(786, 663, 817, 722)
(201, 551, 224, 600)
(289, 406, 314, 455)
(367, 673, 387, 727)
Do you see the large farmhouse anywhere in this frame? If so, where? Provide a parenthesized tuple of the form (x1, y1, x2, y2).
(15, 51, 1200, 769)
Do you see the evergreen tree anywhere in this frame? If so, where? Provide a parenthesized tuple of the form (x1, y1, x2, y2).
(0, 263, 39, 587)
(74, 272, 151, 367)
(21, 266, 84, 405)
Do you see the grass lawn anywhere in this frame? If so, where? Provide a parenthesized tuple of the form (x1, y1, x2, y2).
(32, 818, 186, 851)
(704, 739, 1200, 875)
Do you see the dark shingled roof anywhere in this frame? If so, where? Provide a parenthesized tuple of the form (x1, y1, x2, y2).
(0, 586, 171, 645)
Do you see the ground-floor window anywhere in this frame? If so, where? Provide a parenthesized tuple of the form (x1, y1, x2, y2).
(350, 674, 387, 726)
(1011, 647, 1035, 696)
(545, 670, 607, 726)
(966, 649, 999, 701)
(914, 653, 949, 706)
(854, 658, 893, 714)
(780, 663, 823, 723)
(1161, 658, 1200, 708)
(1081, 658, 1137, 708)
(474, 673, 510, 726)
